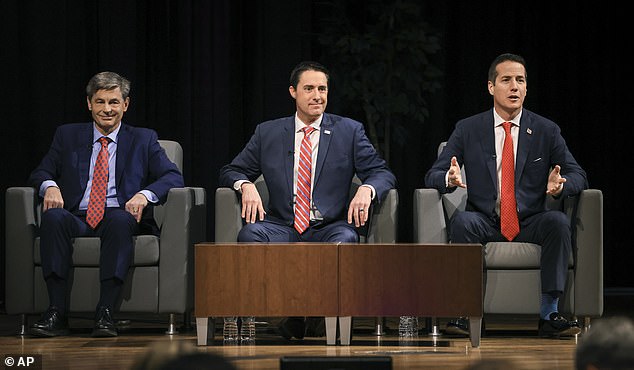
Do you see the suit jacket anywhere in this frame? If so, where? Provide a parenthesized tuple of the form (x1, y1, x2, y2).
(425, 109, 588, 221)
(28, 122, 184, 225)
(219, 113, 396, 226)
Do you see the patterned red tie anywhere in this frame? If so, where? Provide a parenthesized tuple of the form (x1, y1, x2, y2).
(294, 126, 315, 234)
(86, 137, 110, 229)
(500, 122, 519, 241)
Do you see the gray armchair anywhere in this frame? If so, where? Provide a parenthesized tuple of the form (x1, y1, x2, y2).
(215, 175, 398, 243)
(5, 140, 206, 334)
(413, 142, 603, 329)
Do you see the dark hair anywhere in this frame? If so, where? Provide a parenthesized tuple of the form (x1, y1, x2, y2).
(289, 61, 329, 89)
(86, 71, 131, 99)
(488, 53, 527, 84)
(575, 316, 634, 370)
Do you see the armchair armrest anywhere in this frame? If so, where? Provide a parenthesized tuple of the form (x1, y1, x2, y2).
(158, 187, 207, 313)
(366, 188, 398, 243)
(571, 189, 603, 317)
(413, 188, 448, 243)
(214, 187, 243, 242)
(5, 187, 38, 314)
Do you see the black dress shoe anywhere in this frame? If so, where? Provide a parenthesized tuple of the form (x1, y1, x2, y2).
(445, 317, 469, 336)
(30, 306, 70, 337)
(538, 312, 581, 337)
(278, 317, 305, 340)
(92, 306, 117, 337)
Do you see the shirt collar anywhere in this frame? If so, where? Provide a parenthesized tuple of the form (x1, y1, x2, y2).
(295, 113, 323, 133)
(92, 123, 121, 144)
(493, 108, 522, 128)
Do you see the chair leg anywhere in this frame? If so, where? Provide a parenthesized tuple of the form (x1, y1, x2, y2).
(583, 316, 592, 332)
(372, 316, 386, 336)
(17, 314, 28, 336)
(165, 313, 179, 335)
(426, 317, 442, 337)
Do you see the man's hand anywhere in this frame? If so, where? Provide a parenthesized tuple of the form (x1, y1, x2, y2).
(241, 182, 265, 223)
(125, 193, 149, 223)
(347, 186, 372, 227)
(43, 186, 64, 211)
(448, 156, 467, 188)
(546, 165, 566, 196)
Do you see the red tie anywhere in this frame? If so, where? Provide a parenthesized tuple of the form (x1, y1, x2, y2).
(294, 126, 315, 234)
(86, 137, 110, 229)
(500, 122, 519, 241)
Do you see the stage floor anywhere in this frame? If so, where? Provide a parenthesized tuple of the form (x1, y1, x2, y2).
(1, 294, 632, 370)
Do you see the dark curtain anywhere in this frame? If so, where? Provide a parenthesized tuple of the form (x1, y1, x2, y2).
(0, 0, 631, 309)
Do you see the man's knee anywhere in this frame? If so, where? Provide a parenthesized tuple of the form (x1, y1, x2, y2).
(40, 208, 71, 227)
(334, 227, 359, 243)
(541, 211, 571, 236)
(238, 223, 267, 242)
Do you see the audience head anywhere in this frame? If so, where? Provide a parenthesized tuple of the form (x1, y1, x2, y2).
(576, 316, 634, 370)
(130, 340, 236, 370)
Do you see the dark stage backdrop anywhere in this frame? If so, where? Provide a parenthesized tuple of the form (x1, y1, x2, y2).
(0, 1, 630, 309)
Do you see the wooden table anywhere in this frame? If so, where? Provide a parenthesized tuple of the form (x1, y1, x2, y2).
(195, 243, 483, 347)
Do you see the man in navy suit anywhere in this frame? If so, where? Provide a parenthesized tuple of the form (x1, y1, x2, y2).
(219, 61, 396, 339)
(425, 53, 587, 337)
(28, 72, 184, 337)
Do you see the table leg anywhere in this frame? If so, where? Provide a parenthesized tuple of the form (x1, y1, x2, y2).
(469, 316, 482, 348)
(196, 317, 208, 346)
(325, 317, 337, 345)
(338, 316, 352, 345)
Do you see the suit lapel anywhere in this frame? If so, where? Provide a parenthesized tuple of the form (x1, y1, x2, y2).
(314, 113, 333, 185)
(516, 112, 533, 183)
(283, 117, 296, 196)
(78, 123, 94, 193)
(116, 124, 132, 189)
(479, 113, 497, 189)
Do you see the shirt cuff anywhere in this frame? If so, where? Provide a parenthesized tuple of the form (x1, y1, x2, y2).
(39, 180, 58, 198)
(139, 190, 159, 204)
(234, 180, 251, 193)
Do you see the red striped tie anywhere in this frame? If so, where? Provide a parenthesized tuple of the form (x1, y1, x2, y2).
(294, 126, 315, 234)
(86, 137, 110, 229)
(500, 122, 519, 241)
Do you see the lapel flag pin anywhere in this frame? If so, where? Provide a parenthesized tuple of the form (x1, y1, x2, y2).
(526, 128, 532, 135)
(324, 130, 331, 135)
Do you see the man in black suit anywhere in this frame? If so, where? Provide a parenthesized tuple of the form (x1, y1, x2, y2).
(425, 53, 587, 337)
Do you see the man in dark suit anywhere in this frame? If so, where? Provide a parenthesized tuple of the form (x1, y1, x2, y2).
(425, 53, 587, 338)
(219, 61, 396, 339)
(28, 71, 184, 337)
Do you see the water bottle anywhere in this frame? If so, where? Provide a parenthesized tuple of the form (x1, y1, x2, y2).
(223, 316, 238, 343)
(399, 316, 418, 337)
(240, 316, 256, 343)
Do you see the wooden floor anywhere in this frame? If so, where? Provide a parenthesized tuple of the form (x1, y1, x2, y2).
(1, 295, 632, 370)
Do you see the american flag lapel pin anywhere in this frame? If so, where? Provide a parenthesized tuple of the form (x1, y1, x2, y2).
(324, 130, 331, 135)
(526, 128, 532, 135)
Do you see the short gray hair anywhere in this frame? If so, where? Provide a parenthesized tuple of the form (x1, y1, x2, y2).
(86, 71, 131, 99)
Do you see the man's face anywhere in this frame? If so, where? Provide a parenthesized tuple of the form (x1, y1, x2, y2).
(86, 87, 129, 135)
(488, 61, 526, 120)
(289, 69, 328, 124)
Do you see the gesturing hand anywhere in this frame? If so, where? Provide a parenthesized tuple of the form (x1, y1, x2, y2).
(448, 156, 467, 188)
(546, 165, 566, 196)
